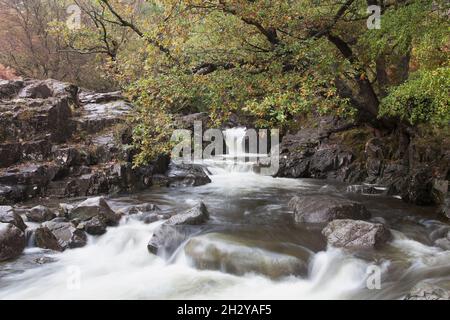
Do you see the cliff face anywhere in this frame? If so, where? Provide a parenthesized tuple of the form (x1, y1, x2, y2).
(277, 115, 449, 208)
(0, 78, 170, 205)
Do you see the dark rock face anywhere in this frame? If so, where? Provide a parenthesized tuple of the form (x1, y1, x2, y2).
(34, 226, 63, 251)
(147, 202, 209, 255)
(68, 197, 121, 226)
(405, 281, 450, 300)
(277, 116, 449, 206)
(0, 78, 171, 205)
(26, 205, 56, 222)
(322, 219, 391, 249)
(0, 222, 26, 261)
(288, 195, 370, 223)
(166, 163, 211, 187)
(42, 220, 87, 250)
(401, 166, 448, 206)
(0, 206, 27, 231)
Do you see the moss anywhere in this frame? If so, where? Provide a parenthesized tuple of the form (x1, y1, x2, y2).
(334, 128, 373, 160)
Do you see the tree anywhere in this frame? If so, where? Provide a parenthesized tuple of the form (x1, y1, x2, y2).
(44, 0, 450, 162)
(0, 0, 116, 90)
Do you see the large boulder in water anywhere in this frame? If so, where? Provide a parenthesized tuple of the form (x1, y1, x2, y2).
(68, 197, 121, 226)
(26, 205, 56, 222)
(0, 222, 26, 261)
(77, 216, 107, 235)
(184, 233, 310, 279)
(34, 226, 63, 251)
(405, 281, 450, 300)
(166, 164, 211, 187)
(40, 219, 87, 250)
(322, 219, 391, 249)
(165, 202, 209, 225)
(0, 205, 27, 231)
(288, 195, 370, 223)
(147, 202, 209, 255)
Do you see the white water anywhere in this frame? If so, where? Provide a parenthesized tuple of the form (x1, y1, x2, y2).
(0, 128, 449, 299)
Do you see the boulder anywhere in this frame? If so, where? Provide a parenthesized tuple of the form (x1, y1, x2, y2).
(0, 222, 26, 261)
(166, 164, 211, 187)
(405, 281, 450, 300)
(165, 202, 209, 225)
(119, 203, 160, 215)
(434, 237, 450, 250)
(322, 219, 391, 249)
(34, 226, 63, 251)
(68, 197, 121, 226)
(147, 224, 197, 256)
(0, 205, 27, 231)
(401, 166, 448, 205)
(42, 220, 87, 250)
(184, 233, 309, 279)
(26, 205, 56, 222)
(147, 202, 209, 255)
(0, 79, 24, 99)
(439, 197, 450, 219)
(288, 195, 370, 223)
(78, 216, 107, 235)
(18, 81, 53, 99)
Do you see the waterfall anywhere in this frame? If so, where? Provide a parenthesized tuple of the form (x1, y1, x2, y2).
(223, 127, 247, 157)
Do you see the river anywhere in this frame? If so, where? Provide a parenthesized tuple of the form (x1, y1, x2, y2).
(0, 129, 449, 299)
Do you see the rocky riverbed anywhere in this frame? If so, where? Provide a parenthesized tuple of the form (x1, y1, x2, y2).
(0, 78, 449, 300)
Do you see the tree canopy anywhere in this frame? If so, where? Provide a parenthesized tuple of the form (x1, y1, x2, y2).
(1, 0, 448, 164)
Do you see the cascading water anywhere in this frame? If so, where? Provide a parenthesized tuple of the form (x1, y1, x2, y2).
(0, 128, 449, 299)
(223, 127, 247, 157)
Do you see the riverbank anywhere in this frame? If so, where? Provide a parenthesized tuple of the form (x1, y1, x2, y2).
(0, 78, 449, 300)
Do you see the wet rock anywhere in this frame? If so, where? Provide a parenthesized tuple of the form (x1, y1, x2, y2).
(165, 202, 209, 225)
(0, 79, 24, 99)
(401, 166, 447, 205)
(0, 97, 74, 143)
(288, 195, 370, 223)
(26, 205, 56, 222)
(68, 197, 121, 226)
(78, 216, 107, 236)
(42, 220, 87, 249)
(147, 224, 198, 256)
(0, 205, 27, 231)
(322, 219, 391, 249)
(0, 222, 26, 261)
(166, 163, 211, 187)
(0, 142, 21, 167)
(53, 148, 82, 166)
(18, 81, 53, 99)
(434, 237, 450, 250)
(184, 233, 309, 279)
(147, 202, 209, 255)
(78, 91, 124, 104)
(405, 281, 450, 300)
(439, 197, 450, 219)
(122, 203, 160, 215)
(34, 226, 63, 251)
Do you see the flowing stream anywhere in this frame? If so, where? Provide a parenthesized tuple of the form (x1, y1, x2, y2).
(0, 128, 449, 299)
